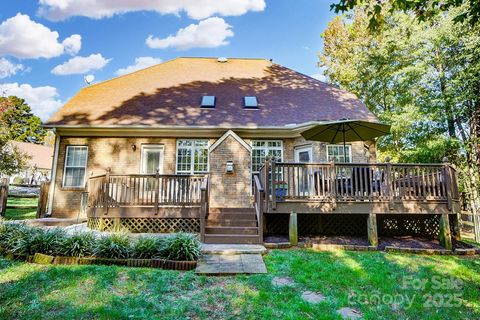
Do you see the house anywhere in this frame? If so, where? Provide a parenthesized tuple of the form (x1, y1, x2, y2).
(43, 57, 460, 245)
(7, 141, 54, 184)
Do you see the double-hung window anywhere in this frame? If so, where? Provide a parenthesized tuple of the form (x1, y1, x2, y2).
(63, 146, 88, 187)
(176, 139, 209, 174)
(326, 145, 352, 163)
(251, 140, 283, 173)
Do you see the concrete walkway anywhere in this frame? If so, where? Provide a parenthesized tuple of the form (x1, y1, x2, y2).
(196, 244, 268, 275)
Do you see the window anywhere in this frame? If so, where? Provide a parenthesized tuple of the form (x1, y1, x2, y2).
(326, 145, 352, 163)
(141, 145, 164, 174)
(63, 146, 88, 188)
(251, 140, 283, 173)
(200, 96, 215, 108)
(243, 96, 258, 109)
(176, 139, 209, 174)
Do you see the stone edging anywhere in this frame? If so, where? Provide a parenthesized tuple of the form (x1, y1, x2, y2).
(264, 240, 480, 256)
(25, 253, 197, 270)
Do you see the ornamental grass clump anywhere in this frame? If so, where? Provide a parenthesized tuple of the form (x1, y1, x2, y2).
(0, 223, 30, 253)
(12, 227, 66, 256)
(94, 233, 131, 259)
(60, 232, 95, 257)
(132, 236, 165, 259)
(162, 233, 200, 261)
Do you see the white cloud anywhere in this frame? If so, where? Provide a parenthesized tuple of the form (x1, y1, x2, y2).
(62, 34, 82, 55)
(51, 53, 111, 75)
(115, 57, 162, 76)
(38, 0, 266, 21)
(311, 73, 326, 82)
(0, 13, 81, 59)
(146, 17, 233, 50)
(0, 58, 25, 79)
(0, 83, 63, 120)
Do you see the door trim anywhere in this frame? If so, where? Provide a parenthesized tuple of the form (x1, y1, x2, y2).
(294, 145, 313, 163)
(140, 144, 164, 174)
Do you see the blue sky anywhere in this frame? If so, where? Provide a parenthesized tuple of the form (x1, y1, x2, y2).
(0, 0, 337, 120)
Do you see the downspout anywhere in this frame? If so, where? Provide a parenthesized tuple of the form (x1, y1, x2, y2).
(46, 130, 60, 216)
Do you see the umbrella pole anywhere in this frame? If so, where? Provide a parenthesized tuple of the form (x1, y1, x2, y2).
(343, 123, 347, 162)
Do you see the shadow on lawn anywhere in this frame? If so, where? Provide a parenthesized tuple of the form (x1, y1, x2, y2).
(0, 251, 479, 320)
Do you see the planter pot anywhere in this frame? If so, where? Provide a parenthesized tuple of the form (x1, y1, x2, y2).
(275, 187, 288, 197)
(33, 253, 55, 265)
(152, 259, 197, 270)
(127, 259, 153, 268)
(53, 256, 80, 265)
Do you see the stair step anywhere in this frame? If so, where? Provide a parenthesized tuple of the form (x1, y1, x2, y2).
(207, 213, 257, 220)
(204, 234, 261, 244)
(206, 219, 258, 227)
(205, 226, 258, 235)
(209, 207, 254, 214)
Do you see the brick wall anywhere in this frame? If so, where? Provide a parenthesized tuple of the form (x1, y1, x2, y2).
(50, 134, 376, 218)
(209, 134, 252, 208)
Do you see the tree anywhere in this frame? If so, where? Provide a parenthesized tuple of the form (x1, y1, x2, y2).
(0, 135, 29, 176)
(331, 0, 480, 30)
(0, 96, 46, 144)
(319, 6, 480, 239)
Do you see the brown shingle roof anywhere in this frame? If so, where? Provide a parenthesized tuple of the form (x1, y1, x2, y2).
(10, 141, 54, 170)
(45, 57, 378, 128)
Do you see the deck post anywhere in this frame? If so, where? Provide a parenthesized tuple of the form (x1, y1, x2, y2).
(104, 168, 110, 215)
(385, 157, 394, 210)
(154, 169, 160, 215)
(271, 158, 277, 210)
(367, 213, 378, 247)
(263, 160, 270, 212)
(443, 158, 453, 211)
(289, 212, 298, 246)
(451, 212, 461, 241)
(439, 212, 453, 250)
(329, 161, 337, 209)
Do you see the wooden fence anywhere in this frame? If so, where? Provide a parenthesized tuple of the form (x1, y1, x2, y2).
(0, 180, 50, 218)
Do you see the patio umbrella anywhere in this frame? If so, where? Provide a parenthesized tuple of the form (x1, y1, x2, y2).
(300, 119, 391, 158)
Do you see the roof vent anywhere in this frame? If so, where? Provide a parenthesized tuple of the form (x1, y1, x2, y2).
(217, 57, 228, 63)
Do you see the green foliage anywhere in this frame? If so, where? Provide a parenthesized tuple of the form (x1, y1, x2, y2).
(131, 236, 165, 259)
(398, 137, 462, 164)
(0, 223, 31, 253)
(59, 232, 95, 257)
(11, 227, 66, 256)
(162, 233, 200, 261)
(0, 96, 46, 144)
(331, 0, 480, 30)
(0, 137, 29, 175)
(94, 233, 131, 259)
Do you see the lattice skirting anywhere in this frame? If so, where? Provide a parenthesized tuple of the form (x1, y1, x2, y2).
(265, 214, 368, 236)
(87, 217, 200, 233)
(377, 214, 453, 238)
(265, 214, 456, 238)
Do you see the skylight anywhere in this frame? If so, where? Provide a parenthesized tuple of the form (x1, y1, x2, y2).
(244, 96, 258, 109)
(201, 96, 216, 108)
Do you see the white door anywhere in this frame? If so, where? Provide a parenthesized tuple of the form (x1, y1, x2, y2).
(295, 146, 313, 195)
(141, 145, 164, 174)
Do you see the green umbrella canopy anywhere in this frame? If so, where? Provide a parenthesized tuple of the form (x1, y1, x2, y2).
(301, 119, 391, 143)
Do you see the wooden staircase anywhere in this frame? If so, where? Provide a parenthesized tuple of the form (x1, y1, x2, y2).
(204, 208, 261, 244)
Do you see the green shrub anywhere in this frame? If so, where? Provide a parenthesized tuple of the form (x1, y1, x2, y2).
(94, 233, 131, 259)
(12, 227, 66, 256)
(60, 232, 95, 257)
(132, 236, 165, 259)
(0, 223, 31, 253)
(162, 233, 200, 261)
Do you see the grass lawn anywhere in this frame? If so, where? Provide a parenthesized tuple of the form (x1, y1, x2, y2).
(3, 197, 38, 220)
(0, 249, 479, 319)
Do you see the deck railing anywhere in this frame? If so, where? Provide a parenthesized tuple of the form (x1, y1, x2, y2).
(259, 160, 459, 211)
(87, 170, 208, 215)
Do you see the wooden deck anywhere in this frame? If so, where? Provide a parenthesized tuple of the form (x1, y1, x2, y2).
(85, 161, 460, 247)
(257, 161, 460, 215)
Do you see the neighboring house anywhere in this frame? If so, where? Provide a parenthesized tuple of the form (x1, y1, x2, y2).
(43, 57, 460, 245)
(8, 141, 53, 184)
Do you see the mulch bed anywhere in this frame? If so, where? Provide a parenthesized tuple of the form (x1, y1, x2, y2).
(264, 234, 479, 254)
